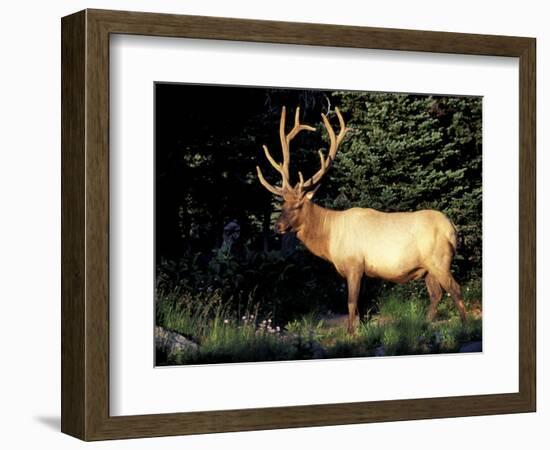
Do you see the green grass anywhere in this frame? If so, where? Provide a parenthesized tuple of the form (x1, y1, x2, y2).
(156, 279, 482, 365)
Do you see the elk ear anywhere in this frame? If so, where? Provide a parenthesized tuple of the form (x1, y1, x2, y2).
(304, 185, 320, 200)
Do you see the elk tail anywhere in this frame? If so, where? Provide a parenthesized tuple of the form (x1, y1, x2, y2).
(449, 222, 462, 255)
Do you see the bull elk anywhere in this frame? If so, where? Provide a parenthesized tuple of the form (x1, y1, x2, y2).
(256, 106, 467, 333)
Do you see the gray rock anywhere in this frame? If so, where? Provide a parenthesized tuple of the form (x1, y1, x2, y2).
(155, 326, 199, 357)
(459, 341, 482, 353)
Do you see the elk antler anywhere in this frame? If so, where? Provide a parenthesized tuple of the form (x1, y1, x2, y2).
(298, 107, 348, 191)
(256, 106, 316, 196)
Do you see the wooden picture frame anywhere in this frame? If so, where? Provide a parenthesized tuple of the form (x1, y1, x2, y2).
(61, 9, 536, 441)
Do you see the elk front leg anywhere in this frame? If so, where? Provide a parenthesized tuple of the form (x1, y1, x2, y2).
(346, 272, 362, 334)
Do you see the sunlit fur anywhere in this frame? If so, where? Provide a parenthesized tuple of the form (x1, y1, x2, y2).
(276, 194, 466, 333)
(258, 107, 466, 333)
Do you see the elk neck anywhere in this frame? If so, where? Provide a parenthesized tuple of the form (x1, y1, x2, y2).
(294, 199, 334, 261)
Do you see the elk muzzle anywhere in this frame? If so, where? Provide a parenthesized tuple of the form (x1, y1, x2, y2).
(274, 216, 291, 234)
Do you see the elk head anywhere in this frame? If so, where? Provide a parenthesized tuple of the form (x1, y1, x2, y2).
(256, 106, 349, 234)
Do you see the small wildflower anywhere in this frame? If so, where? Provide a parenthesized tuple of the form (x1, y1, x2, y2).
(249, 314, 254, 319)
(242, 316, 246, 320)
(276, 326, 280, 332)
(224, 319, 229, 324)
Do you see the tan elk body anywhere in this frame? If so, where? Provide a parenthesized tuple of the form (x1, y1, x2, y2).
(256, 107, 466, 333)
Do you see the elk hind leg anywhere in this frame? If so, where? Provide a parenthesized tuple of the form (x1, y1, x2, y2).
(433, 271, 467, 323)
(425, 273, 443, 322)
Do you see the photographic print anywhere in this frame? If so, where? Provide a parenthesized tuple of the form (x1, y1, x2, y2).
(154, 84, 482, 366)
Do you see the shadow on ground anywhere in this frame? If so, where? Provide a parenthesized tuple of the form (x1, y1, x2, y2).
(34, 416, 60, 431)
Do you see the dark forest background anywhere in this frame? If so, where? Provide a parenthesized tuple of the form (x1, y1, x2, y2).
(155, 83, 482, 325)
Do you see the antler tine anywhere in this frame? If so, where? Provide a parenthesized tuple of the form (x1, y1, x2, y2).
(300, 107, 348, 191)
(279, 107, 291, 188)
(262, 144, 285, 177)
(279, 106, 316, 187)
(322, 107, 349, 163)
(335, 107, 348, 143)
(287, 107, 316, 141)
(256, 165, 284, 197)
(295, 170, 305, 191)
(318, 150, 327, 171)
(302, 152, 328, 189)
